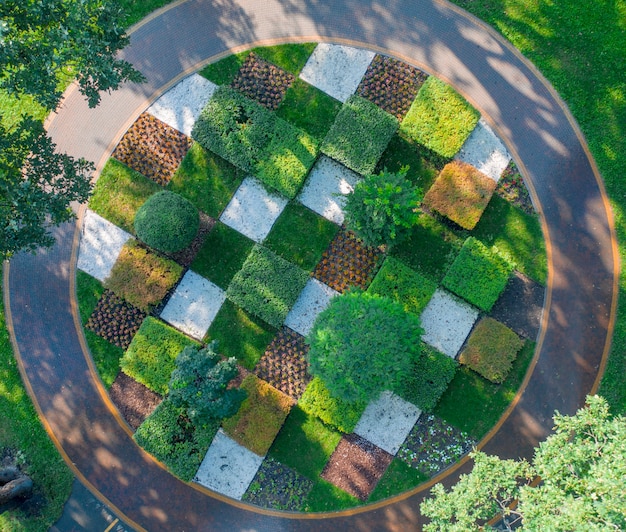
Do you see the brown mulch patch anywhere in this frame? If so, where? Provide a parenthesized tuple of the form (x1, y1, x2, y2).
(357, 55, 428, 120)
(313, 229, 383, 293)
(231, 52, 295, 111)
(86, 290, 146, 349)
(109, 372, 163, 430)
(496, 160, 535, 214)
(165, 211, 215, 268)
(254, 327, 312, 401)
(321, 433, 393, 500)
(112, 112, 192, 186)
(489, 271, 545, 340)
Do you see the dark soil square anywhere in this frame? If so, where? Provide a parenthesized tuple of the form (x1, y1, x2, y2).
(86, 290, 146, 349)
(109, 371, 163, 430)
(489, 271, 544, 340)
(165, 211, 215, 268)
(242, 457, 314, 511)
(313, 229, 383, 293)
(112, 112, 193, 186)
(321, 433, 393, 501)
(254, 327, 312, 401)
(357, 55, 428, 120)
(231, 52, 295, 110)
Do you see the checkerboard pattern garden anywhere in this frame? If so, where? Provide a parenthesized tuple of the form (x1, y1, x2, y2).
(76, 43, 545, 511)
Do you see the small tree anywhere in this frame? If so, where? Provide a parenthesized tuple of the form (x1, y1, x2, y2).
(420, 395, 626, 531)
(168, 343, 246, 425)
(343, 167, 421, 249)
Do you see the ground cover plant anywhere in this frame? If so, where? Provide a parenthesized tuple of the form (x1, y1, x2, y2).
(368, 458, 428, 502)
(226, 244, 309, 328)
(167, 142, 245, 218)
(104, 239, 183, 312)
(400, 76, 480, 158)
(199, 51, 250, 85)
(264, 202, 339, 271)
(442, 237, 514, 312)
(495, 161, 534, 215)
(459, 317, 524, 383)
(192, 86, 318, 198)
(321, 95, 398, 175)
(251, 43, 316, 75)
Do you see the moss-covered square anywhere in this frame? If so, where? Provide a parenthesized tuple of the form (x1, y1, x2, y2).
(251, 43, 317, 75)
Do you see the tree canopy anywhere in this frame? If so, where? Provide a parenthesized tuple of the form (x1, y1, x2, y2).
(420, 395, 626, 531)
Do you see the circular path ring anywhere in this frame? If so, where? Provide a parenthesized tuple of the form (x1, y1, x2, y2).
(5, 0, 617, 530)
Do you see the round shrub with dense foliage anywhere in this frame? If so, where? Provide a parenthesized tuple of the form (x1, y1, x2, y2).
(134, 190, 199, 253)
(306, 289, 424, 403)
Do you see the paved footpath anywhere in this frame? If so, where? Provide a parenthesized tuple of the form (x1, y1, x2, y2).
(5, 0, 617, 530)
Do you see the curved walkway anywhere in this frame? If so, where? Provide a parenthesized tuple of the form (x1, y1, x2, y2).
(5, 0, 617, 530)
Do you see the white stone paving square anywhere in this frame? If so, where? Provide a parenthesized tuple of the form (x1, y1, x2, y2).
(354, 391, 422, 455)
(297, 155, 361, 225)
(455, 118, 511, 182)
(219, 176, 288, 243)
(420, 289, 479, 358)
(194, 429, 264, 500)
(146, 74, 218, 137)
(299, 43, 375, 103)
(284, 277, 339, 337)
(77, 209, 132, 282)
(159, 270, 225, 340)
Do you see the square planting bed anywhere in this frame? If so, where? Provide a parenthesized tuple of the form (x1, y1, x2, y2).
(321, 433, 393, 501)
(194, 429, 264, 500)
(420, 289, 479, 359)
(78, 209, 132, 282)
(147, 74, 218, 136)
(353, 391, 422, 455)
(284, 278, 339, 337)
(219, 177, 288, 243)
(109, 372, 162, 431)
(297, 155, 361, 225)
(159, 270, 226, 340)
(86, 289, 146, 349)
(299, 43, 375, 103)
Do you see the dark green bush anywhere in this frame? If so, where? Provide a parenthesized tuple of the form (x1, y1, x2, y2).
(321, 95, 398, 175)
(133, 190, 199, 253)
(306, 290, 424, 403)
(343, 167, 421, 249)
(459, 317, 524, 383)
(442, 237, 514, 311)
(226, 244, 309, 328)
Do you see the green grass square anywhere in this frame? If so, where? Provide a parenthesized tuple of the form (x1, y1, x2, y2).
(264, 202, 339, 271)
(400, 76, 480, 158)
(368, 256, 437, 315)
(120, 316, 199, 395)
(88, 158, 161, 233)
(276, 78, 343, 139)
(303, 478, 361, 512)
(198, 51, 250, 85)
(321, 95, 399, 175)
(191, 221, 254, 290)
(442, 237, 514, 311)
(367, 458, 428, 503)
(167, 142, 245, 218)
(226, 244, 310, 328)
(251, 43, 317, 75)
(205, 299, 276, 370)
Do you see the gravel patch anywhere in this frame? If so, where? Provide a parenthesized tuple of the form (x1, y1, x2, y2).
(284, 278, 339, 337)
(77, 209, 132, 282)
(146, 74, 218, 136)
(159, 270, 226, 340)
(353, 391, 422, 455)
(194, 429, 263, 500)
(297, 155, 360, 225)
(455, 118, 511, 182)
(420, 289, 479, 358)
(299, 43, 375, 103)
(219, 177, 288, 243)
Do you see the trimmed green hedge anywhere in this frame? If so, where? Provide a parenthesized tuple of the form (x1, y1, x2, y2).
(442, 237, 514, 311)
(134, 399, 219, 481)
(192, 86, 318, 198)
(226, 244, 309, 328)
(400, 76, 480, 158)
(321, 95, 398, 175)
(459, 318, 524, 383)
(368, 256, 437, 316)
(120, 317, 199, 395)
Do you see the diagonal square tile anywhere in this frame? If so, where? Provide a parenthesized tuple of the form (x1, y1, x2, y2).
(284, 278, 339, 337)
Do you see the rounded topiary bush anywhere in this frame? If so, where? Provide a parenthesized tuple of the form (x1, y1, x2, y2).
(134, 191, 199, 253)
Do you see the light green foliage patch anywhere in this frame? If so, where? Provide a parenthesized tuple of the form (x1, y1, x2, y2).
(368, 458, 428, 503)
(198, 51, 249, 85)
(251, 43, 317, 75)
